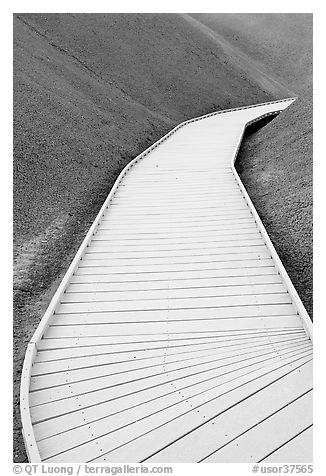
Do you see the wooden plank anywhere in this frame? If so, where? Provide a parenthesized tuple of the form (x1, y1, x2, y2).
(201, 391, 312, 462)
(80, 249, 271, 264)
(52, 304, 297, 326)
(84, 244, 268, 258)
(92, 230, 261, 243)
(56, 293, 291, 314)
(114, 191, 242, 200)
(67, 274, 283, 292)
(114, 186, 241, 194)
(32, 344, 309, 434)
(112, 175, 239, 182)
(117, 174, 237, 180)
(86, 238, 266, 253)
(36, 357, 312, 460)
(90, 232, 262, 245)
(32, 334, 306, 376)
(261, 426, 313, 463)
(112, 196, 244, 205)
(45, 355, 311, 462)
(125, 169, 234, 173)
(104, 205, 248, 218)
(69, 267, 278, 284)
(30, 340, 311, 395)
(113, 178, 237, 184)
(74, 258, 275, 276)
(105, 216, 254, 225)
(101, 216, 253, 225)
(46, 312, 300, 338)
(31, 349, 312, 422)
(109, 202, 246, 211)
(110, 194, 244, 203)
(61, 283, 285, 303)
(112, 199, 245, 208)
(79, 251, 271, 268)
(105, 189, 245, 198)
(145, 362, 313, 463)
(118, 174, 237, 180)
(99, 214, 254, 227)
(119, 178, 237, 185)
(94, 221, 257, 239)
(36, 327, 304, 351)
(99, 216, 254, 228)
(35, 330, 305, 363)
(32, 342, 310, 411)
(114, 185, 239, 194)
(103, 211, 250, 222)
(98, 218, 255, 232)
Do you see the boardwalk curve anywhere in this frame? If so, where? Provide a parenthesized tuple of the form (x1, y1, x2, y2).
(20, 98, 313, 463)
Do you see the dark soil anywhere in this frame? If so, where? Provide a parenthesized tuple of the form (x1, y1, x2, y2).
(191, 13, 312, 94)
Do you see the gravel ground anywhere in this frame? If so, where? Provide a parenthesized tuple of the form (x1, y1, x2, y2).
(191, 13, 312, 94)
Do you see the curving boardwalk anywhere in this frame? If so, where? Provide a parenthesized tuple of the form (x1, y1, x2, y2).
(21, 98, 313, 463)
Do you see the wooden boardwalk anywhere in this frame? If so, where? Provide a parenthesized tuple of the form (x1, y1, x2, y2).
(21, 98, 313, 463)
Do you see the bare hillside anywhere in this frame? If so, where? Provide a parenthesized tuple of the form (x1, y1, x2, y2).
(191, 13, 312, 93)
